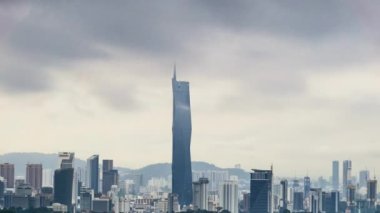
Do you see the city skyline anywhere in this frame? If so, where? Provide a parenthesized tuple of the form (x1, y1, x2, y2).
(1, 1, 380, 178)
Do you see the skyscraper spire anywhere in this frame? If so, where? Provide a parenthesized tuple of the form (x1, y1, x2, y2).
(173, 63, 177, 80)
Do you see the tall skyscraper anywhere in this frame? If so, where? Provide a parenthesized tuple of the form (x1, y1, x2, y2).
(280, 180, 288, 212)
(293, 192, 304, 211)
(304, 176, 311, 198)
(342, 160, 352, 199)
(220, 180, 239, 213)
(250, 168, 273, 213)
(0, 163, 15, 188)
(42, 169, 53, 187)
(367, 179, 377, 207)
(192, 177, 209, 210)
(359, 170, 369, 188)
(102, 169, 119, 194)
(26, 164, 43, 191)
(102, 160, 113, 173)
(322, 191, 339, 213)
(54, 152, 75, 211)
(332, 161, 339, 190)
(171, 67, 193, 206)
(309, 188, 322, 213)
(87, 155, 99, 193)
(102, 159, 118, 194)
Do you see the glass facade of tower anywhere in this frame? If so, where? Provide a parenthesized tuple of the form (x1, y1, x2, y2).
(250, 169, 273, 213)
(172, 69, 193, 206)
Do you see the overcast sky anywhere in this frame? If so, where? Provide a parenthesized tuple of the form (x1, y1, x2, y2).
(1, 1, 380, 178)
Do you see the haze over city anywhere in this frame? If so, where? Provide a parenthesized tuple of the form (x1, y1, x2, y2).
(1, 1, 380, 178)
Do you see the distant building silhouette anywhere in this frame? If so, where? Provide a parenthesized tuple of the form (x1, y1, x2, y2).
(171, 66, 193, 206)
(86, 155, 99, 193)
(102, 160, 113, 173)
(26, 164, 43, 191)
(304, 176, 311, 198)
(192, 177, 209, 210)
(54, 152, 75, 212)
(342, 160, 352, 199)
(367, 178, 377, 207)
(332, 161, 339, 190)
(220, 180, 238, 213)
(0, 163, 15, 188)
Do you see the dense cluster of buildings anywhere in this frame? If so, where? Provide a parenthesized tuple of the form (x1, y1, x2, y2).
(0, 70, 379, 213)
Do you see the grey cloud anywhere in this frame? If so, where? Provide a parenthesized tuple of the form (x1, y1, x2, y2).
(1, 0, 380, 103)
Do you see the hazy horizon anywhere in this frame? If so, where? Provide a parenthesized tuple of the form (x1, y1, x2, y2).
(1, 1, 380, 178)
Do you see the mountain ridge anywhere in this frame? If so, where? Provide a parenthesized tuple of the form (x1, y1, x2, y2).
(0, 152, 249, 182)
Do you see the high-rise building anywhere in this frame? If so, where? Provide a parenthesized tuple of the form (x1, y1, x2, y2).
(250, 168, 273, 213)
(359, 170, 369, 188)
(54, 152, 75, 211)
(0, 177, 5, 200)
(367, 179, 377, 207)
(304, 176, 311, 198)
(171, 67, 193, 206)
(0, 163, 15, 188)
(80, 188, 94, 212)
(293, 192, 304, 211)
(102, 170, 118, 194)
(322, 191, 339, 213)
(26, 164, 43, 191)
(347, 184, 355, 206)
(102, 160, 113, 173)
(309, 188, 322, 213)
(192, 177, 209, 210)
(280, 180, 288, 212)
(342, 160, 352, 199)
(220, 180, 238, 213)
(168, 193, 180, 213)
(192, 170, 229, 193)
(87, 155, 99, 193)
(332, 161, 339, 190)
(42, 169, 53, 187)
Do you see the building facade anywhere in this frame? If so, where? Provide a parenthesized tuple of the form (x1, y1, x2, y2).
(250, 168, 273, 213)
(171, 67, 193, 206)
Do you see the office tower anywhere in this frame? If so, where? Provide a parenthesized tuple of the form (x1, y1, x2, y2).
(0, 177, 4, 202)
(310, 188, 322, 213)
(250, 168, 273, 213)
(323, 191, 339, 213)
(54, 152, 75, 211)
(242, 193, 250, 213)
(26, 164, 43, 191)
(342, 160, 352, 199)
(172, 67, 193, 206)
(367, 179, 377, 207)
(304, 176, 311, 198)
(347, 184, 355, 206)
(168, 193, 180, 213)
(87, 155, 99, 193)
(102, 170, 118, 194)
(92, 198, 111, 213)
(80, 188, 94, 212)
(0, 163, 15, 188)
(332, 161, 339, 190)
(41, 186, 54, 206)
(102, 160, 113, 173)
(42, 169, 53, 187)
(192, 177, 209, 210)
(280, 180, 288, 212)
(59, 152, 75, 169)
(15, 178, 25, 188)
(293, 192, 304, 211)
(220, 180, 238, 213)
(192, 170, 229, 193)
(359, 170, 369, 188)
